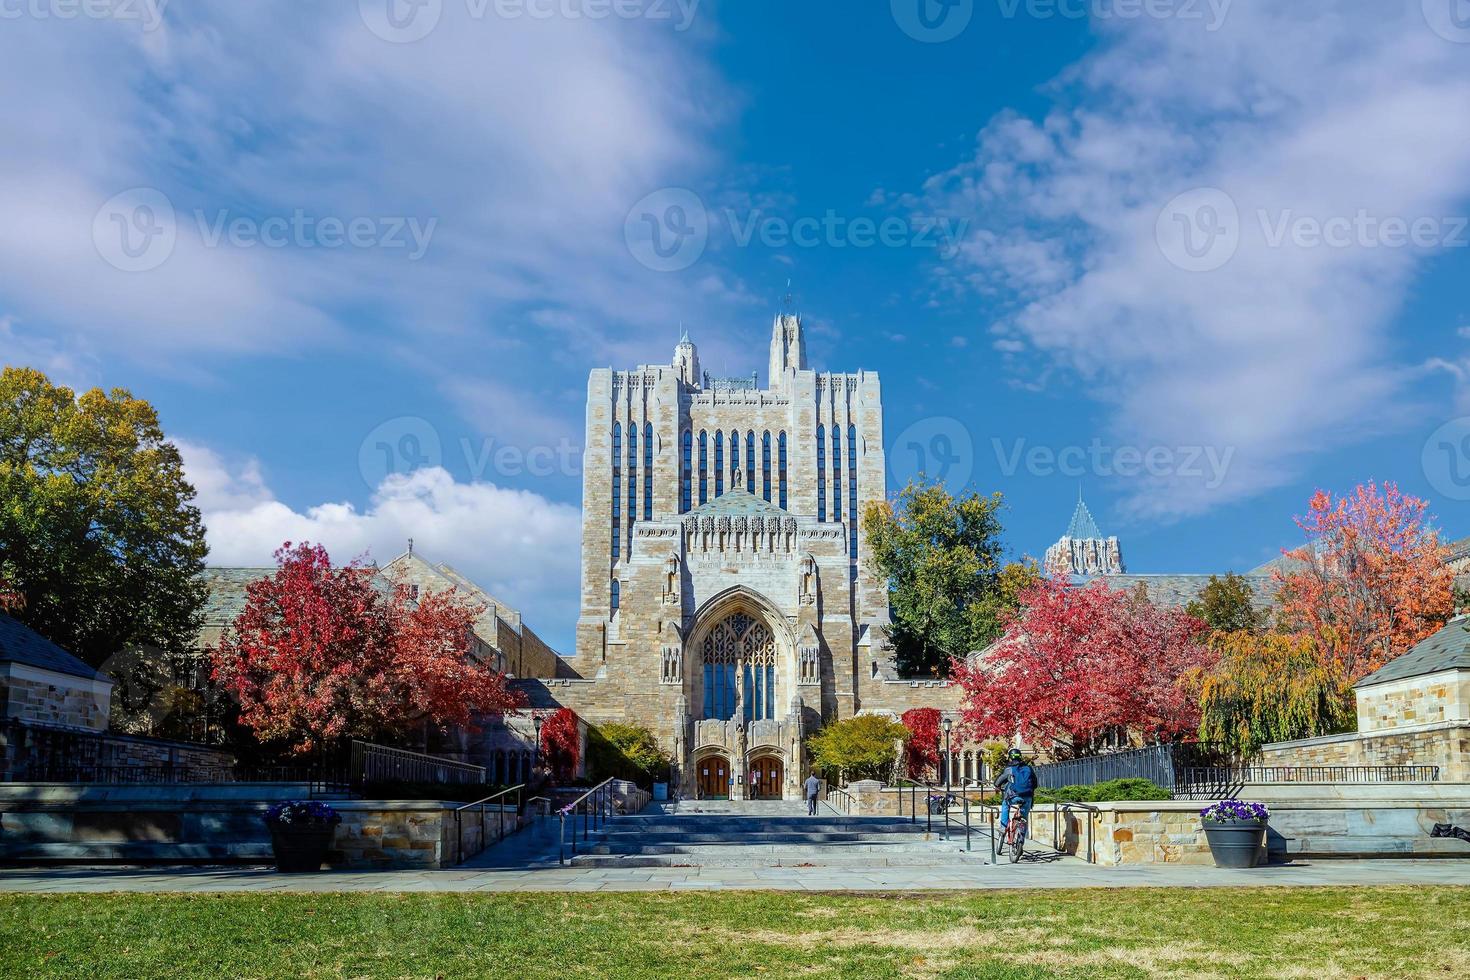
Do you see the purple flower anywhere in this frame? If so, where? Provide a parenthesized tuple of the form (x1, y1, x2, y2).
(264, 800, 342, 829)
(1200, 799, 1269, 823)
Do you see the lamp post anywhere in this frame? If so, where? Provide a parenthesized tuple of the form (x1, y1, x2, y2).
(942, 716, 953, 795)
(532, 713, 543, 784)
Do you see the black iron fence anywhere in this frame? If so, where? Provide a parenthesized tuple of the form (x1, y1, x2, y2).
(348, 739, 486, 787)
(1177, 764, 1442, 800)
(1033, 743, 1228, 794)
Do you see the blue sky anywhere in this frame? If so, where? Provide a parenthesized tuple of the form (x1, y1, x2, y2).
(4, 1, 1470, 650)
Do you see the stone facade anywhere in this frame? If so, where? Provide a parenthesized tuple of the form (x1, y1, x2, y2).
(1354, 669, 1470, 733)
(0, 664, 112, 732)
(1258, 724, 1470, 783)
(521, 314, 961, 800)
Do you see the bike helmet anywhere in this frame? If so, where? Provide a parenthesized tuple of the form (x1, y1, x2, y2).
(1007, 748, 1024, 763)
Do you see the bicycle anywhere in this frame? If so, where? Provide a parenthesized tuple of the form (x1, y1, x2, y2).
(1003, 809, 1028, 863)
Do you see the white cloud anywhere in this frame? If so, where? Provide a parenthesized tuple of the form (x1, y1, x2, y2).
(179, 441, 582, 650)
(917, 2, 1470, 518)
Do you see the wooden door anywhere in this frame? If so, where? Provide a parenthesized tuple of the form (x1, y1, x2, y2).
(697, 756, 730, 799)
(750, 757, 783, 800)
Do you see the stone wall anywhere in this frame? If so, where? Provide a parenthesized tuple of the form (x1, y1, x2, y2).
(1258, 722, 1470, 782)
(1, 666, 112, 732)
(329, 801, 525, 869)
(1, 719, 236, 781)
(1355, 670, 1470, 733)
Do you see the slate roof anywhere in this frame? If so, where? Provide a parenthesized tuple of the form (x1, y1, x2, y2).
(685, 489, 788, 518)
(1085, 574, 1279, 612)
(0, 614, 106, 681)
(1357, 616, 1470, 687)
(1064, 496, 1104, 540)
(199, 567, 275, 625)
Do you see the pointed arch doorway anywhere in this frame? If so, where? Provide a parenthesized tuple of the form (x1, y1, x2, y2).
(748, 756, 784, 800)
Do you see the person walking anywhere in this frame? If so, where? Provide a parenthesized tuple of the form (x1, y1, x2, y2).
(804, 772, 822, 816)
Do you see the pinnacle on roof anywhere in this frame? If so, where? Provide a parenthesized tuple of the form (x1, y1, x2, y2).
(1065, 492, 1104, 540)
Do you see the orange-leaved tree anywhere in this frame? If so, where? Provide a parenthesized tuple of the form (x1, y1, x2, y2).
(1275, 482, 1454, 687)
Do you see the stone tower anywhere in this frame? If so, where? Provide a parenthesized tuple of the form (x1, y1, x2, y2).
(673, 331, 701, 388)
(767, 313, 808, 393)
(1045, 492, 1125, 577)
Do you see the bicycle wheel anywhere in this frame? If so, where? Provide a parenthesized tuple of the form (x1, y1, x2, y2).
(1009, 822, 1025, 863)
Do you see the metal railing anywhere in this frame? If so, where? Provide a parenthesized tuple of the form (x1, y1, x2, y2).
(1179, 764, 1441, 799)
(349, 740, 486, 787)
(557, 778, 617, 865)
(454, 784, 525, 864)
(825, 784, 856, 815)
(1034, 742, 1227, 793)
(891, 778, 938, 835)
(1050, 802, 1099, 864)
(14, 763, 346, 793)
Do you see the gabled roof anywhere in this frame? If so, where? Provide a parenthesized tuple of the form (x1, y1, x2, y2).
(1357, 616, 1470, 687)
(0, 614, 107, 681)
(1086, 574, 1279, 612)
(685, 488, 788, 519)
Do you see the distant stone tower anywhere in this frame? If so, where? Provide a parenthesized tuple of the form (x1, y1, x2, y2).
(1045, 492, 1125, 577)
(767, 313, 808, 393)
(673, 331, 701, 388)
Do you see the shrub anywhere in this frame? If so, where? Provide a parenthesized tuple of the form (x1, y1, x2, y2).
(808, 714, 910, 784)
(974, 777, 1172, 806)
(587, 722, 670, 788)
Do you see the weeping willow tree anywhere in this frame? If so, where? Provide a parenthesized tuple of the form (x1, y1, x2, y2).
(1197, 631, 1355, 756)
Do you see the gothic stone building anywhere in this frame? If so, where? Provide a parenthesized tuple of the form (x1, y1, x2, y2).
(521, 314, 964, 800)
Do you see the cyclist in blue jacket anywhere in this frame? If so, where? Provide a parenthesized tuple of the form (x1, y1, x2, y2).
(994, 748, 1037, 832)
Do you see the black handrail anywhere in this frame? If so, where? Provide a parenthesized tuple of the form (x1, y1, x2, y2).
(1052, 801, 1099, 864)
(557, 778, 617, 866)
(825, 785, 856, 815)
(891, 777, 936, 834)
(454, 783, 525, 863)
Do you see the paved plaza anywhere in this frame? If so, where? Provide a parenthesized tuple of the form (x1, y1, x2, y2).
(1, 857, 1465, 894)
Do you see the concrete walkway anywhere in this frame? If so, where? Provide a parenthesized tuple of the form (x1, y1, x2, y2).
(2, 857, 1466, 894)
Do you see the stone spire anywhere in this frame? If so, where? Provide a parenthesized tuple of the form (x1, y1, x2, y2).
(673, 329, 701, 388)
(768, 313, 808, 391)
(1045, 490, 1125, 577)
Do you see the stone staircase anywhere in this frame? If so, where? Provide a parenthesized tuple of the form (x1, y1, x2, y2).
(566, 800, 996, 868)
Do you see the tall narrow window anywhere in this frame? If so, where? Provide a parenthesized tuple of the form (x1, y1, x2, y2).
(611, 423, 622, 559)
(626, 423, 637, 537)
(610, 579, 620, 612)
(833, 425, 843, 519)
(848, 423, 859, 573)
(681, 430, 692, 513)
(778, 432, 788, 510)
(746, 431, 756, 493)
(816, 426, 827, 522)
(644, 423, 654, 519)
(714, 431, 724, 497)
(699, 431, 708, 504)
(729, 430, 740, 490)
(761, 432, 772, 502)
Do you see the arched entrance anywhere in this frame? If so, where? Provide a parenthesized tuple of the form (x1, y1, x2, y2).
(697, 611, 778, 722)
(748, 756, 783, 800)
(696, 753, 731, 799)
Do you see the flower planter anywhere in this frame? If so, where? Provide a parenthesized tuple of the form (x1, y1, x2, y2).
(1202, 819, 1266, 868)
(269, 827, 335, 873)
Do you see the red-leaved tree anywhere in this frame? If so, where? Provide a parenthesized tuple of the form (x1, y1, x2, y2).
(540, 707, 581, 783)
(901, 708, 942, 780)
(212, 542, 524, 756)
(1276, 482, 1454, 686)
(951, 578, 1213, 759)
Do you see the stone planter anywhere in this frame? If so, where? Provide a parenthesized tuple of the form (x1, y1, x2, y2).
(1202, 819, 1266, 868)
(269, 827, 335, 873)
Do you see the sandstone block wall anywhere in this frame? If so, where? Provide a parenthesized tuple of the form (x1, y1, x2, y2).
(1258, 722, 1470, 782)
(1356, 670, 1470, 733)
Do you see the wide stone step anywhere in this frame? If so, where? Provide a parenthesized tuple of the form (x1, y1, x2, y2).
(587, 841, 958, 856)
(568, 851, 995, 869)
(598, 832, 935, 845)
(1, 841, 274, 863)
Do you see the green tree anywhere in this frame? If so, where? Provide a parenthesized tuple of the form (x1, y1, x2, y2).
(1186, 573, 1268, 635)
(588, 722, 671, 787)
(0, 367, 208, 670)
(1197, 631, 1354, 755)
(806, 714, 910, 785)
(864, 480, 1024, 677)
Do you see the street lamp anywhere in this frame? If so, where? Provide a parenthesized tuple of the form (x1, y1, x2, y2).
(532, 713, 543, 783)
(941, 716, 953, 794)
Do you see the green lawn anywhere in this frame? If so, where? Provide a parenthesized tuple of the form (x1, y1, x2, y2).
(2, 887, 1466, 979)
